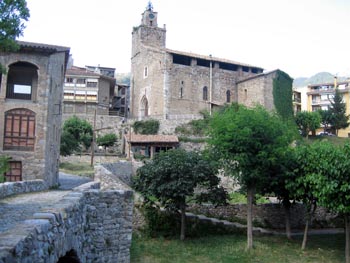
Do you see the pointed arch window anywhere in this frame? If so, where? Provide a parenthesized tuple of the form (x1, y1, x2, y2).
(4, 108, 36, 151)
(140, 96, 149, 118)
(203, 86, 208, 101)
(226, 90, 231, 103)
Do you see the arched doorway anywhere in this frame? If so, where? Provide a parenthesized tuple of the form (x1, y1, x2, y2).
(140, 96, 149, 118)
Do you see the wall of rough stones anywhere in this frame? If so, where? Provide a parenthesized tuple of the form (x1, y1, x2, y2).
(188, 203, 342, 230)
(0, 168, 134, 263)
(0, 180, 48, 199)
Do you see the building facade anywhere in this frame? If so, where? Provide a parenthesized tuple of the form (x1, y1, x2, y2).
(0, 41, 69, 186)
(306, 78, 350, 137)
(130, 5, 292, 120)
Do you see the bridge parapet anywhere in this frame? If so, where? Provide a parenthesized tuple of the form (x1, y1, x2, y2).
(0, 180, 48, 199)
(0, 170, 133, 263)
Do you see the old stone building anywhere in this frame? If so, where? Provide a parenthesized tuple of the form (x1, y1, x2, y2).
(130, 4, 292, 120)
(0, 41, 70, 186)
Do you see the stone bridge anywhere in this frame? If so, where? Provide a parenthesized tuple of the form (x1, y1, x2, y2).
(0, 163, 134, 263)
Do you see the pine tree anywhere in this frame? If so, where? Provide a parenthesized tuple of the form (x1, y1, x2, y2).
(330, 88, 350, 135)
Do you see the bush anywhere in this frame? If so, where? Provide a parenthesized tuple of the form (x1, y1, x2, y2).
(133, 119, 159, 134)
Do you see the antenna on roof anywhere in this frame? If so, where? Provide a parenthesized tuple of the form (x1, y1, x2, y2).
(146, 1, 153, 11)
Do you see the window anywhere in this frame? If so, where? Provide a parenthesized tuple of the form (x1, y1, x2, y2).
(244, 89, 247, 100)
(4, 109, 35, 151)
(180, 81, 184, 98)
(6, 62, 38, 100)
(76, 78, 86, 84)
(203, 86, 208, 101)
(65, 77, 74, 83)
(141, 96, 149, 117)
(87, 81, 97, 88)
(63, 90, 74, 100)
(86, 91, 97, 101)
(144, 66, 148, 78)
(4, 161, 22, 182)
(226, 90, 231, 103)
(75, 91, 86, 101)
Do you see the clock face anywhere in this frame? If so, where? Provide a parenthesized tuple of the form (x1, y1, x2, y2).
(149, 13, 155, 19)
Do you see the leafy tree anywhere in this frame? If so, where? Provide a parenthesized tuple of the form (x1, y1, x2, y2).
(60, 116, 93, 156)
(97, 133, 117, 151)
(318, 109, 334, 133)
(330, 88, 349, 135)
(295, 111, 321, 138)
(0, 0, 30, 72)
(0, 155, 11, 183)
(133, 149, 227, 241)
(207, 104, 296, 249)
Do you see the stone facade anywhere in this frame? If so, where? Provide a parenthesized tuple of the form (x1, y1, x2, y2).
(130, 5, 291, 121)
(0, 41, 70, 186)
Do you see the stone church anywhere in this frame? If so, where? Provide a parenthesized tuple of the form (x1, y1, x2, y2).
(130, 3, 292, 120)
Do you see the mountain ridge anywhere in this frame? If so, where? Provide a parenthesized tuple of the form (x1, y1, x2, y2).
(293, 72, 349, 88)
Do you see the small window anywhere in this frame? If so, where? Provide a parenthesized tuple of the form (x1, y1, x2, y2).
(203, 86, 208, 101)
(76, 78, 86, 84)
(144, 67, 148, 78)
(4, 161, 22, 182)
(244, 89, 247, 100)
(4, 108, 36, 151)
(226, 90, 231, 103)
(65, 77, 74, 83)
(180, 81, 184, 98)
(87, 81, 97, 88)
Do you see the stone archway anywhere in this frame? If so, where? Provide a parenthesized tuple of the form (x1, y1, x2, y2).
(57, 249, 81, 263)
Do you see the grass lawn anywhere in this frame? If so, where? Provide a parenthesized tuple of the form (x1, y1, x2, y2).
(131, 233, 344, 263)
(59, 161, 94, 177)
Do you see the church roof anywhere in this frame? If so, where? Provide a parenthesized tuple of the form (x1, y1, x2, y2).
(166, 48, 263, 70)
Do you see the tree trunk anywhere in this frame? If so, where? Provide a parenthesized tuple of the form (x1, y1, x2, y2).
(283, 200, 292, 240)
(345, 214, 350, 263)
(180, 203, 186, 241)
(247, 186, 254, 250)
(301, 217, 309, 250)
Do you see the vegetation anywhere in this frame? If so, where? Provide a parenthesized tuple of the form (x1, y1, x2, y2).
(96, 133, 117, 151)
(272, 70, 294, 120)
(131, 234, 344, 263)
(0, 155, 11, 183)
(330, 88, 349, 135)
(295, 111, 321, 138)
(207, 104, 297, 249)
(60, 116, 93, 156)
(59, 162, 94, 177)
(0, 0, 30, 73)
(133, 119, 159, 134)
(318, 109, 334, 133)
(133, 149, 227, 240)
(175, 110, 210, 136)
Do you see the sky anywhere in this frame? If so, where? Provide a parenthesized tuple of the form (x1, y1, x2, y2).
(19, 0, 350, 78)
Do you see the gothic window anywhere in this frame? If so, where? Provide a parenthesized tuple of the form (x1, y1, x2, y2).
(140, 96, 149, 118)
(4, 161, 22, 182)
(4, 108, 36, 151)
(226, 90, 231, 103)
(203, 86, 208, 101)
(6, 62, 38, 100)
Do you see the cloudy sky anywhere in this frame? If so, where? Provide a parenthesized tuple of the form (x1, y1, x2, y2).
(20, 0, 350, 78)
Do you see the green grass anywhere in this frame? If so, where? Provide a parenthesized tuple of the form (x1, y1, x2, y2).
(131, 233, 344, 263)
(229, 192, 269, 205)
(302, 135, 350, 146)
(59, 161, 94, 177)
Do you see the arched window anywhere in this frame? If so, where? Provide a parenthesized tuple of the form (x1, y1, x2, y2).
(203, 86, 208, 101)
(4, 108, 36, 151)
(180, 81, 184, 98)
(6, 62, 38, 101)
(226, 90, 231, 103)
(140, 96, 149, 118)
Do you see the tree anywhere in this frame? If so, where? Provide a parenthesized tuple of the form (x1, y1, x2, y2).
(330, 88, 349, 135)
(207, 104, 296, 249)
(96, 133, 117, 151)
(0, 155, 11, 183)
(60, 116, 93, 156)
(318, 109, 334, 133)
(0, 0, 30, 72)
(295, 111, 321, 138)
(133, 149, 227, 241)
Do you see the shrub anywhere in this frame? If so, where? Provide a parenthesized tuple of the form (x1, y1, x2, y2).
(133, 119, 159, 134)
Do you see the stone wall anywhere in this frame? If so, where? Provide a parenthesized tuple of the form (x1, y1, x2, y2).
(0, 180, 48, 199)
(188, 203, 342, 230)
(0, 166, 134, 263)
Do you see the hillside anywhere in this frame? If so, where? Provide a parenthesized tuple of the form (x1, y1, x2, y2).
(293, 72, 348, 87)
